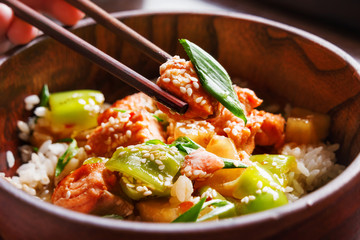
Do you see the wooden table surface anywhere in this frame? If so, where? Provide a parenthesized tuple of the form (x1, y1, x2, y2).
(1, 0, 360, 239)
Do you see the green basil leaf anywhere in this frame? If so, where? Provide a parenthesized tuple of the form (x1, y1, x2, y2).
(179, 39, 247, 124)
(55, 139, 78, 177)
(172, 197, 206, 223)
(39, 84, 50, 107)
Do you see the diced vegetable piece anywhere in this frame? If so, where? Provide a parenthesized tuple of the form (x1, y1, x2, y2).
(105, 143, 184, 200)
(173, 121, 215, 148)
(195, 168, 246, 197)
(232, 162, 288, 214)
(250, 154, 296, 186)
(170, 136, 202, 155)
(172, 198, 206, 223)
(39, 84, 50, 107)
(198, 186, 237, 220)
(49, 90, 104, 130)
(83, 157, 108, 165)
(137, 198, 181, 222)
(285, 107, 330, 144)
(197, 199, 237, 221)
(206, 135, 239, 160)
(179, 39, 247, 123)
(55, 138, 78, 177)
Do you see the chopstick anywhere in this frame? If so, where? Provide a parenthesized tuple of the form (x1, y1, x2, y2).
(65, 0, 172, 64)
(0, 0, 188, 114)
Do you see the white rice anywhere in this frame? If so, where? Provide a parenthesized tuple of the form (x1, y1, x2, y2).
(281, 143, 345, 201)
(6, 151, 15, 168)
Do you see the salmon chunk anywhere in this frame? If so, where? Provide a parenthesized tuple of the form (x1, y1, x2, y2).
(156, 56, 217, 120)
(181, 149, 224, 181)
(86, 110, 165, 157)
(98, 92, 157, 125)
(254, 110, 285, 147)
(52, 162, 133, 216)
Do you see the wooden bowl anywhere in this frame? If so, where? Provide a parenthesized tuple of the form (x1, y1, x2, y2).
(0, 11, 359, 240)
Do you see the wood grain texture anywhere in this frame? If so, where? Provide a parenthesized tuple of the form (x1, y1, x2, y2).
(0, 11, 359, 240)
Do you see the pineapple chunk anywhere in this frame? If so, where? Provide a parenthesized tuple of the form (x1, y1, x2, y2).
(206, 135, 240, 160)
(137, 198, 180, 222)
(285, 108, 330, 144)
(173, 121, 215, 147)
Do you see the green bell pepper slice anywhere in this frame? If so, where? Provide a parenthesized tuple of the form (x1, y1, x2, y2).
(49, 89, 104, 130)
(250, 154, 297, 186)
(233, 162, 288, 215)
(105, 143, 184, 200)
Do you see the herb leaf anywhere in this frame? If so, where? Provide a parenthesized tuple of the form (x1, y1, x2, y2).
(179, 39, 247, 124)
(55, 139, 78, 177)
(170, 136, 201, 155)
(172, 197, 206, 223)
(222, 158, 248, 168)
(39, 84, 50, 107)
(197, 199, 236, 222)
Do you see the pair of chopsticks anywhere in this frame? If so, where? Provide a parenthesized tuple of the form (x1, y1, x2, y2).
(0, 0, 188, 114)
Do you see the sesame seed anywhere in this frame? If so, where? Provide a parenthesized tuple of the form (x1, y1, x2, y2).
(249, 195, 256, 201)
(108, 127, 115, 132)
(143, 190, 152, 196)
(184, 166, 192, 172)
(126, 130, 132, 138)
(78, 99, 86, 105)
(193, 82, 200, 89)
(241, 196, 249, 204)
(84, 145, 92, 151)
(200, 100, 206, 105)
(173, 80, 180, 86)
(158, 174, 164, 181)
(193, 170, 201, 176)
(257, 181, 263, 189)
(186, 88, 193, 96)
(65, 191, 71, 199)
(136, 186, 144, 192)
(143, 153, 150, 158)
(183, 77, 191, 84)
(223, 127, 231, 133)
(150, 154, 155, 161)
(232, 128, 238, 135)
(155, 160, 163, 165)
(272, 162, 278, 166)
(109, 117, 115, 124)
(256, 189, 262, 194)
(158, 165, 165, 170)
(140, 158, 147, 163)
(163, 77, 170, 83)
(126, 183, 135, 188)
(130, 148, 139, 152)
(164, 181, 172, 187)
(195, 97, 203, 103)
(180, 87, 186, 94)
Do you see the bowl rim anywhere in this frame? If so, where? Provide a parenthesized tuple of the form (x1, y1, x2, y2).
(1, 9, 360, 235)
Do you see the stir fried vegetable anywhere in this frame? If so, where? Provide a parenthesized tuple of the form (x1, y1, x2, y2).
(55, 138, 78, 177)
(49, 89, 104, 130)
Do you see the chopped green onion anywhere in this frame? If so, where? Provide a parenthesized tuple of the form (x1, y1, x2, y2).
(179, 39, 247, 124)
(197, 199, 236, 222)
(222, 158, 248, 168)
(55, 139, 78, 177)
(152, 114, 164, 122)
(103, 214, 124, 220)
(39, 84, 50, 107)
(172, 198, 206, 223)
(113, 109, 127, 113)
(145, 139, 167, 145)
